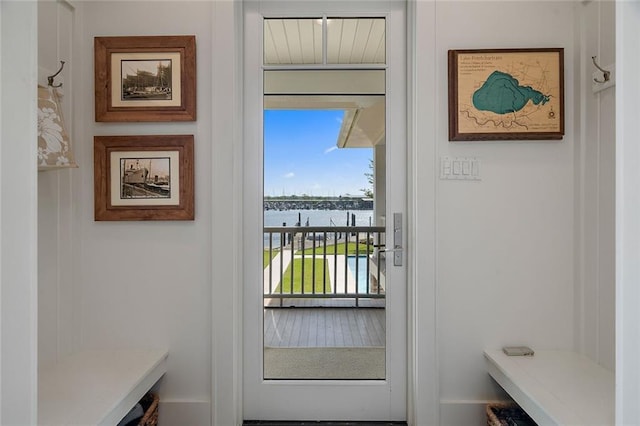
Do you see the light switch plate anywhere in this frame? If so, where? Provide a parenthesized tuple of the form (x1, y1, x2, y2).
(440, 156, 481, 180)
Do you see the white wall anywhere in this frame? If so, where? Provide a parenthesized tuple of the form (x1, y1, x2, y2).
(38, 0, 81, 369)
(74, 2, 214, 423)
(31, 1, 624, 425)
(210, 1, 242, 424)
(616, 1, 640, 423)
(0, 1, 38, 424)
(409, 3, 438, 424)
(415, 2, 578, 424)
(575, 0, 616, 371)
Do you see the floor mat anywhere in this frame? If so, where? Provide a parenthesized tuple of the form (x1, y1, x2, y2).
(243, 422, 407, 426)
(263, 346, 385, 379)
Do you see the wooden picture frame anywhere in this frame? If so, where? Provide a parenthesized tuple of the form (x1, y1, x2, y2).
(94, 35, 196, 122)
(94, 135, 194, 221)
(448, 48, 564, 141)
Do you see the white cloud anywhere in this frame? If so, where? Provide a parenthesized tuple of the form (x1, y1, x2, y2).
(324, 146, 338, 154)
(283, 172, 295, 179)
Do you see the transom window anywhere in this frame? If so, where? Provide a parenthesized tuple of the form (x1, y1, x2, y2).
(264, 17, 386, 65)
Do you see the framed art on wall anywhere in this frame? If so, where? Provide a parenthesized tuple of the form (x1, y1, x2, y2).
(94, 135, 194, 221)
(448, 48, 564, 141)
(94, 35, 196, 122)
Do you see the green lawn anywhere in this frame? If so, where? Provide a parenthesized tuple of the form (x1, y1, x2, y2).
(275, 258, 331, 294)
(298, 241, 373, 256)
(264, 249, 279, 268)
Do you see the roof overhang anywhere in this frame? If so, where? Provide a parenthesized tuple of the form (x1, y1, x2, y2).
(263, 70, 386, 149)
(336, 98, 385, 148)
(264, 94, 385, 149)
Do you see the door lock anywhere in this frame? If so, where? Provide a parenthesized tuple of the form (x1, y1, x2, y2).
(392, 212, 402, 266)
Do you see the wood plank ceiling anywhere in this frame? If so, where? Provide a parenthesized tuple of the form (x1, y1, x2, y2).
(264, 18, 386, 65)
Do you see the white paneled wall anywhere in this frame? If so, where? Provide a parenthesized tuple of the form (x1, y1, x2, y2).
(575, 0, 616, 371)
(427, 2, 577, 424)
(616, 2, 640, 423)
(38, 0, 80, 368)
(1, 2, 38, 424)
(76, 2, 214, 423)
(28, 1, 629, 425)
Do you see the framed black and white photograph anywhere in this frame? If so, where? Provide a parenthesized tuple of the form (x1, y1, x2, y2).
(94, 135, 194, 221)
(94, 35, 196, 122)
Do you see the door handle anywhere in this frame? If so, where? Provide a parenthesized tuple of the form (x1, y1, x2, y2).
(392, 212, 402, 266)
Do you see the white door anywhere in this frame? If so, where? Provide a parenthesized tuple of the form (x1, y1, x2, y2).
(243, 1, 407, 421)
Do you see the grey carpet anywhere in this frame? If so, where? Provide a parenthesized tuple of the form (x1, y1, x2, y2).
(264, 346, 385, 380)
(243, 422, 407, 425)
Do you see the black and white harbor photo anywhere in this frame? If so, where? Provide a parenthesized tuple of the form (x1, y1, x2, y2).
(120, 157, 171, 199)
(120, 59, 172, 101)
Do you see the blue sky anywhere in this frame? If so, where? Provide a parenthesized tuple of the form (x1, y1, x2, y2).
(264, 109, 372, 197)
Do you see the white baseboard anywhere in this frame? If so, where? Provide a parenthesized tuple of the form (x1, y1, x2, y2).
(439, 400, 509, 426)
(158, 400, 211, 426)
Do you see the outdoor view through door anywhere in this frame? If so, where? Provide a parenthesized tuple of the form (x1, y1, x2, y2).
(262, 18, 387, 380)
(263, 108, 385, 380)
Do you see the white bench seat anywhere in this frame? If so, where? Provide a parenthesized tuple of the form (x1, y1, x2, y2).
(484, 349, 614, 426)
(39, 349, 168, 426)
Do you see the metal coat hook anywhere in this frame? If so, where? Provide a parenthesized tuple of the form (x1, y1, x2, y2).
(47, 61, 65, 88)
(592, 56, 610, 84)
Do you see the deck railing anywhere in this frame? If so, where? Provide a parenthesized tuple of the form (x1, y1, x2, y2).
(264, 226, 386, 308)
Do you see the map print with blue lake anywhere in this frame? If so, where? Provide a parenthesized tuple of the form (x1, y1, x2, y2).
(456, 51, 561, 135)
(472, 71, 550, 114)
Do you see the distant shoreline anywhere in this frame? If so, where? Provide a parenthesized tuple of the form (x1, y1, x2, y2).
(264, 197, 373, 211)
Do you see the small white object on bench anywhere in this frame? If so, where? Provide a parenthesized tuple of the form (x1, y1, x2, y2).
(484, 349, 614, 425)
(39, 349, 168, 426)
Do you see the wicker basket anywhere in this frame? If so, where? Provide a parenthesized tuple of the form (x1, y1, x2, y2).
(486, 402, 537, 426)
(138, 392, 159, 426)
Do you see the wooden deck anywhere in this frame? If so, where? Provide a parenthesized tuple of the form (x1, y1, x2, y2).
(264, 307, 385, 348)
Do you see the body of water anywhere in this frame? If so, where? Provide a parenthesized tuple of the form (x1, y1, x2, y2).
(264, 209, 374, 248)
(264, 209, 374, 227)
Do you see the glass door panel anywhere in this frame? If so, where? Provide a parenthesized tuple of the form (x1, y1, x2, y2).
(243, 3, 406, 421)
(263, 101, 386, 380)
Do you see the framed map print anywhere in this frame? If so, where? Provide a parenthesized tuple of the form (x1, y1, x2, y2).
(448, 48, 564, 141)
